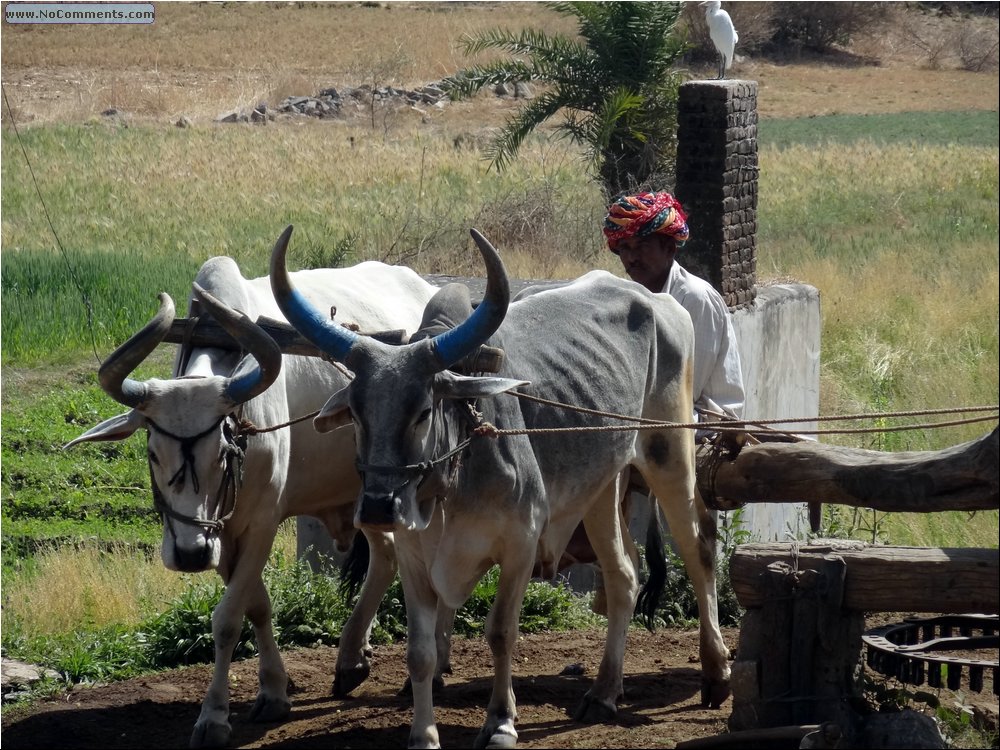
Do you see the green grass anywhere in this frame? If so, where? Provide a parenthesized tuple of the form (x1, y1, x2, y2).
(760, 110, 1000, 149)
(2, 121, 608, 364)
(1, 359, 170, 562)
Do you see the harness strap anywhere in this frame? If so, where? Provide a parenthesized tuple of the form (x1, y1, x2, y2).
(148, 413, 245, 535)
(148, 415, 226, 494)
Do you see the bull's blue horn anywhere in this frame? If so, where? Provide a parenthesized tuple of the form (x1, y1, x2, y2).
(98, 293, 175, 408)
(269, 225, 358, 363)
(191, 284, 282, 405)
(431, 228, 510, 369)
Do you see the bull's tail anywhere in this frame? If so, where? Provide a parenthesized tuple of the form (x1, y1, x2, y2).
(338, 530, 370, 603)
(634, 500, 666, 631)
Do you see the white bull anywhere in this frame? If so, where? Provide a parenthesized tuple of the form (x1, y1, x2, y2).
(66, 256, 438, 748)
(270, 226, 731, 749)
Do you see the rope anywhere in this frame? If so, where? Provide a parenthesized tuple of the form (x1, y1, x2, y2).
(237, 394, 997, 439)
(239, 409, 321, 435)
(481, 392, 998, 439)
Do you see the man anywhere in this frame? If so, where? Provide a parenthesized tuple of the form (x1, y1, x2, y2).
(604, 191, 745, 429)
(560, 191, 746, 611)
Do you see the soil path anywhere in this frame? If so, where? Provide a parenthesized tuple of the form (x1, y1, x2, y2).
(2, 627, 737, 749)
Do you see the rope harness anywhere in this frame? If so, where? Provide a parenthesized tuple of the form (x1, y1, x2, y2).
(148, 414, 246, 536)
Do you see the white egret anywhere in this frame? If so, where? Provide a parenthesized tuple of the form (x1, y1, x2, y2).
(701, 1, 738, 79)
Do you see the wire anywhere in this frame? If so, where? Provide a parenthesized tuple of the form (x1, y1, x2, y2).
(2, 82, 103, 365)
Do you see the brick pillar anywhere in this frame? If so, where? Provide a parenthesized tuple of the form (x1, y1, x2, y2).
(675, 80, 758, 309)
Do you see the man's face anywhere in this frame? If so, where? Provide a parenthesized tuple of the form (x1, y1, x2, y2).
(614, 234, 677, 293)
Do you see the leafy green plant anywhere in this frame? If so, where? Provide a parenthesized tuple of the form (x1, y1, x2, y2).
(443, 0, 690, 197)
(142, 579, 238, 666)
(449, 566, 596, 637)
(265, 548, 353, 648)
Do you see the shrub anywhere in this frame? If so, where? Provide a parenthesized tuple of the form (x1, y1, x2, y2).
(766, 2, 889, 55)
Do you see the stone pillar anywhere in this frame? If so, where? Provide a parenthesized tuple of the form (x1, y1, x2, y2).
(674, 80, 758, 309)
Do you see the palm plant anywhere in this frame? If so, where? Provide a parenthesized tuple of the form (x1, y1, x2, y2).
(442, 1, 690, 199)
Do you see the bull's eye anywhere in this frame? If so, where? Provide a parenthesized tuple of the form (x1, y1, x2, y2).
(416, 408, 432, 426)
(149, 451, 160, 466)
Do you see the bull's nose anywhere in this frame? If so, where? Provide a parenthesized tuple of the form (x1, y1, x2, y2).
(357, 493, 399, 530)
(173, 538, 213, 572)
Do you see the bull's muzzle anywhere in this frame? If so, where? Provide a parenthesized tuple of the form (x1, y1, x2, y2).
(357, 493, 402, 530)
(171, 536, 215, 573)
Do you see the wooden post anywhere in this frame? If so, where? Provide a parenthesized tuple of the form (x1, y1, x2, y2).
(729, 552, 863, 732)
(697, 428, 999, 513)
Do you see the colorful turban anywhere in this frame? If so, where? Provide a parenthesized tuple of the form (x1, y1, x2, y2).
(602, 192, 690, 253)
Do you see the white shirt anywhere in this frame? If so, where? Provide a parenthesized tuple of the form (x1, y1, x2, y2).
(661, 261, 745, 424)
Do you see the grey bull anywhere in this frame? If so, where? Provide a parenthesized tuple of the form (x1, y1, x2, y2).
(270, 226, 731, 749)
(66, 256, 439, 748)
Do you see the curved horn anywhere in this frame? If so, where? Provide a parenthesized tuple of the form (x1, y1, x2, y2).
(191, 284, 282, 405)
(98, 293, 175, 408)
(431, 228, 510, 369)
(269, 225, 359, 363)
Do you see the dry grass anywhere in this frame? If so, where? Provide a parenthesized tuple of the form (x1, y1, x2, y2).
(1, 523, 299, 637)
(0, 2, 577, 124)
(2, 2, 997, 126)
(2, 544, 201, 635)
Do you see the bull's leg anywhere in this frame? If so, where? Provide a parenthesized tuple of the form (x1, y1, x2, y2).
(334, 529, 397, 696)
(394, 531, 444, 750)
(244, 575, 293, 722)
(474, 556, 535, 749)
(641, 435, 731, 708)
(428, 518, 531, 749)
(398, 601, 458, 698)
(572, 475, 639, 723)
(434, 601, 457, 680)
(191, 535, 289, 749)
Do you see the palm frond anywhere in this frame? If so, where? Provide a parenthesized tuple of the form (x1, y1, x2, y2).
(441, 60, 538, 99)
(485, 91, 568, 173)
(452, 0, 688, 194)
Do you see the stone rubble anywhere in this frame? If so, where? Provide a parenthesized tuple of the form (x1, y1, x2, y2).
(213, 79, 533, 124)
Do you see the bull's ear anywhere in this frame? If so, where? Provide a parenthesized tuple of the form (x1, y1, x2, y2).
(63, 410, 146, 449)
(314, 385, 353, 433)
(433, 370, 529, 400)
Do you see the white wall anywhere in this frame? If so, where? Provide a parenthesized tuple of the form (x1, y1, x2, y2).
(730, 282, 821, 541)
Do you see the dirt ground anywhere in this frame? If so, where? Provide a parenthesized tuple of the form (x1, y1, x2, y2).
(4, 617, 998, 749)
(2, 626, 739, 749)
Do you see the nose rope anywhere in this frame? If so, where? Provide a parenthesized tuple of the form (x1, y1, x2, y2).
(148, 416, 225, 494)
(355, 437, 472, 492)
(354, 400, 485, 494)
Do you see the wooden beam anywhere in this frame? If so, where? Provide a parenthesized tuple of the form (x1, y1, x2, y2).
(730, 542, 999, 613)
(162, 316, 406, 358)
(697, 428, 999, 513)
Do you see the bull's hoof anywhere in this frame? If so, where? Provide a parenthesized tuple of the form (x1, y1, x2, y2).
(333, 662, 371, 697)
(190, 719, 231, 749)
(570, 691, 618, 723)
(249, 693, 291, 723)
(701, 677, 731, 709)
(474, 727, 518, 749)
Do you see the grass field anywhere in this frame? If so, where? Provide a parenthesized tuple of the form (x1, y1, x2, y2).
(1, 0, 998, 688)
